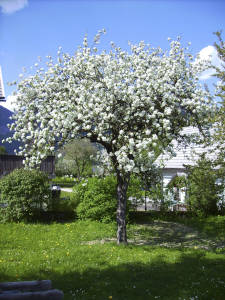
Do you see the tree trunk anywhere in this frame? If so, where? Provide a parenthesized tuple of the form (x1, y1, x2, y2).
(116, 172, 130, 245)
(144, 190, 147, 211)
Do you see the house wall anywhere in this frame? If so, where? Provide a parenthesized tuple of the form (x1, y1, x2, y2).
(0, 155, 55, 178)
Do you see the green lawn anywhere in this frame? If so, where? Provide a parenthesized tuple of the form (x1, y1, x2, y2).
(0, 216, 225, 300)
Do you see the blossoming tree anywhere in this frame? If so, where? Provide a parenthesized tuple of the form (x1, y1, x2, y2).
(8, 30, 213, 244)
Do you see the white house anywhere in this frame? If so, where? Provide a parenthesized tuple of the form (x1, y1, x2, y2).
(157, 127, 218, 205)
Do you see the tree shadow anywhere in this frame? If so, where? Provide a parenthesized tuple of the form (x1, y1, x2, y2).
(1, 248, 224, 300)
(127, 220, 225, 250)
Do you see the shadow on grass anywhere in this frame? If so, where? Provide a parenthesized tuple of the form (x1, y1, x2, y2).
(129, 211, 225, 238)
(127, 220, 225, 251)
(24, 211, 77, 224)
(1, 249, 224, 300)
(127, 212, 225, 250)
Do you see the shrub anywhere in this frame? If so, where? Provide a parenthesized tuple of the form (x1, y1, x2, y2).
(75, 176, 132, 223)
(0, 168, 51, 222)
(186, 156, 224, 216)
(75, 176, 117, 223)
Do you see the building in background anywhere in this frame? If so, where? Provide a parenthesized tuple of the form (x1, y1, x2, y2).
(0, 67, 20, 154)
(156, 127, 218, 207)
(0, 66, 6, 102)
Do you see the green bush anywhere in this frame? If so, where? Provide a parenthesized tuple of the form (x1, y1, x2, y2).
(74, 176, 132, 223)
(186, 156, 224, 216)
(0, 168, 51, 222)
(75, 176, 118, 223)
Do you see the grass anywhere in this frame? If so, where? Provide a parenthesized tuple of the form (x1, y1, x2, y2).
(130, 211, 225, 240)
(0, 216, 225, 300)
(176, 215, 225, 239)
(60, 190, 72, 198)
(52, 176, 76, 188)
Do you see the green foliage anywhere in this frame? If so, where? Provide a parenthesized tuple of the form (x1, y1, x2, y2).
(138, 161, 163, 192)
(75, 176, 118, 223)
(55, 158, 93, 179)
(211, 31, 225, 161)
(163, 175, 188, 210)
(52, 191, 80, 215)
(168, 175, 187, 189)
(213, 31, 225, 101)
(74, 175, 144, 222)
(0, 168, 51, 222)
(186, 156, 224, 216)
(126, 163, 163, 211)
(54, 159, 73, 177)
(56, 139, 97, 180)
(127, 175, 144, 209)
(0, 146, 7, 155)
(174, 215, 225, 239)
(52, 175, 76, 187)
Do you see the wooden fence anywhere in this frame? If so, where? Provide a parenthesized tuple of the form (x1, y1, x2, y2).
(0, 155, 55, 178)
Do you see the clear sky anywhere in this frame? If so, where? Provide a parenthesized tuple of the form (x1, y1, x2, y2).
(0, 0, 225, 111)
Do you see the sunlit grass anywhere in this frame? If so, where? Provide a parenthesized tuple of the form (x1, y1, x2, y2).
(0, 218, 225, 300)
(60, 190, 72, 198)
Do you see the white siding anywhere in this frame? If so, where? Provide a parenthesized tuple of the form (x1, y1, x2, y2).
(157, 127, 217, 170)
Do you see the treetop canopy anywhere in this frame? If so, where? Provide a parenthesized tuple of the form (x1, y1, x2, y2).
(7, 30, 213, 174)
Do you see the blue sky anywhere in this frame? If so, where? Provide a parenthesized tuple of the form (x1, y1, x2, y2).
(0, 0, 225, 111)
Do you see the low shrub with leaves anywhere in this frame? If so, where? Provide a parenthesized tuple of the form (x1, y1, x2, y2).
(75, 176, 134, 223)
(0, 168, 51, 222)
(74, 176, 118, 223)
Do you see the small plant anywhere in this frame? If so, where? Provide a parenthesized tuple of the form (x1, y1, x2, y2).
(0, 168, 51, 222)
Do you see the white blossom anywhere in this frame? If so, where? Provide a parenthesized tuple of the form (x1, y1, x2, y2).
(7, 31, 213, 174)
